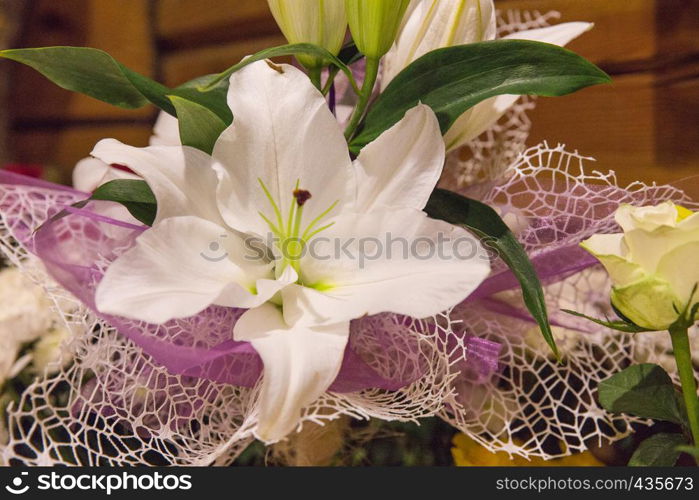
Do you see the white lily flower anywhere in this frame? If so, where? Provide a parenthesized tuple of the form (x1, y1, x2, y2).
(94, 60, 490, 443)
(72, 111, 180, 192)
(380, 0, 593, 151)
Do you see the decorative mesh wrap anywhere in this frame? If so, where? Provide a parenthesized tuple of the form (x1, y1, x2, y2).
(1, 10, 696, 465)
(440, 144, 699, 459)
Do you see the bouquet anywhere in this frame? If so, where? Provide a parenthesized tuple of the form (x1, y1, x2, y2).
(0, 0, 696, 467)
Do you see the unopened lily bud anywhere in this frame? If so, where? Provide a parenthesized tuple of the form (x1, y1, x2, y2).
(382, 0, 496, 87)
(581, 202, 699, 331)
(345, 0, 411, 59)
(268, 0, 348, 69)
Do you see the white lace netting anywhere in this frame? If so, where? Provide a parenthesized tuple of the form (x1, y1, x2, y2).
(0, 183, 473, 465)
(1, 9, 696, 465)
(440, 144, 699, 459)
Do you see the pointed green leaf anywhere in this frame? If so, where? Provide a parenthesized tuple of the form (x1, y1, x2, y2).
(201, 42, 359, 93)
(598, 364, 685, 424)
(168, 95, 227, 154)
(676, 445, 699, 459)
(170, 74, 232, 125)
(0, 46, 155, 108)
(424, 188, 558, 358)
(561, 309, 653, 333)
(349, 39, 611, 151)
(629, 433, 686, 467)
(91, 179, 156, 226)
(0, 47, 232, 123)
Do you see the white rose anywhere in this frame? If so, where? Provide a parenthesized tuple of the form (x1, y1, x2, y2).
(581, 202, 699, 331)
(0, 267, 55, 344)
(32, 326, 73, 375)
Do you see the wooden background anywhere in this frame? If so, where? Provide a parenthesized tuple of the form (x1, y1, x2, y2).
(3, 0, 698, 186)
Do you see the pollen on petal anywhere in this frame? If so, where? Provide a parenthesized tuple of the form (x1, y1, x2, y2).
(293, 189, 312, 206)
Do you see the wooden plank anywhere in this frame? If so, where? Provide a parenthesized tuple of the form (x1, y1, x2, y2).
(11, 124, 153, 182)
(9, 0, 155, 121)
(499, 0, 699, 71)
(162, 34, 287, 86)
(525, 69, 699, 186)
(156, 0, 280, 49)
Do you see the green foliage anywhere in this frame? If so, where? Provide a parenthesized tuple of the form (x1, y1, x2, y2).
(598, 364, 686, 425)
(91, 179, 157, 226)
(425, 188, 558, 357)
(168, 95, 228, 154)
(561, 308, 653, 333)
(349, 39, 611, 151)
(628, 433, 686, 467)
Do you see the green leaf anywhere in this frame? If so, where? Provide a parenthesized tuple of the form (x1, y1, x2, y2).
(349, 39, 611, 152)
(170, 74, 232, 125)
(598, 364, 685, 424)
(629, 433, 686, 467)
(0, 47, 232, 123)
(0, 46, 156, 108)
(676, 445, 699, 459)
(561, 309, 653, 333)
(168, 95, 227, 154)
(424, 188, 558, 358)
(201, 43, 360, 94)
(91, 179, 157, 226)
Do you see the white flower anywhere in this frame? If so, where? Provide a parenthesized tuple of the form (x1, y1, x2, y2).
(381, 0, 497, 87)
(72, 111, 180, 192)
(93, 60, 490, 443)
(0, 267, 59, 383)
(0, 267, 55, 344)
(581, 202, 699, 331)
(32, 326, 73, 375)
(381, 0, 593, 151)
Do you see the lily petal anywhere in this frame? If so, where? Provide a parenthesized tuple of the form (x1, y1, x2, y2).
(213, 61, 354, 237)
(283, 209, 490, 325)
(353, 104, 444, 212)
(234, 303, 349, 443)
(444, 95, 520, 151)
(149, 111, 181, 147)
(96, 216, 291, 324)
(72, 157, 139, 193)
(382, 0, 497, 89)
(503, 22, 594, 47)
(91, 139, 224, 226)
(444, 22, 594, 151)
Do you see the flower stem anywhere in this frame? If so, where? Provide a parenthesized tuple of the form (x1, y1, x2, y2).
(308, 66, 323, 91)
(669, 323, 699, 445)
(344, 57, 380, 141)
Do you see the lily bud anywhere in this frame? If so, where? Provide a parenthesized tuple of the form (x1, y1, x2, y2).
(268, 0, 348, 69)
(581, 202, 699, 331)
(382, 0, 496, 87)
(345, 0, 412, 59)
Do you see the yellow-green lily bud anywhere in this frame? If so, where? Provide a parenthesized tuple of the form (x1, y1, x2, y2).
(268, 0, 348, 69)
(581, 202, 699, 331)
(345, 0, 412, 59)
